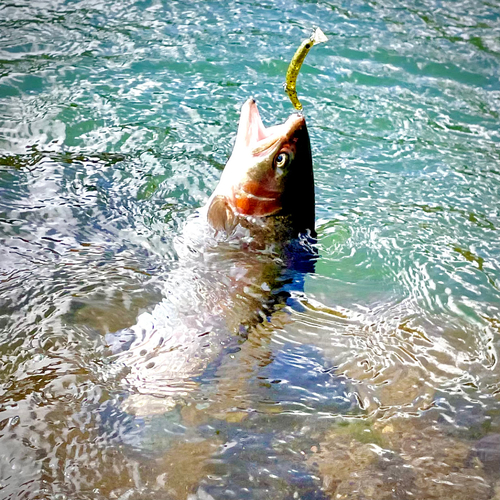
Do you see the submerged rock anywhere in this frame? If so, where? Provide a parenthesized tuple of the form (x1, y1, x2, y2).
(309, 416, 494, 499)
(468, 433, 500, 477)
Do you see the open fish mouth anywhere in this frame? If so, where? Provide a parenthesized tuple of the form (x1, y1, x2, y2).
(236, 98, 305, 156)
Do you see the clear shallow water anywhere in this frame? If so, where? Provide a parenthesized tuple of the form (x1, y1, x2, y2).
(1, 0, 500, 498)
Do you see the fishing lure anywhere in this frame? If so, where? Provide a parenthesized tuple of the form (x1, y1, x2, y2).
(284, 27, 328, 111)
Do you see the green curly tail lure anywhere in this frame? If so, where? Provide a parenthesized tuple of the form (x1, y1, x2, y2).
(284, 27, 328, 111)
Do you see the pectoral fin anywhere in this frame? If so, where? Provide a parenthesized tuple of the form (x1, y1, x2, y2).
(207, 195, 237, 235)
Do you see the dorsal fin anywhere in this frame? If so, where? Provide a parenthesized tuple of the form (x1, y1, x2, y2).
(207, 195, 237, 235)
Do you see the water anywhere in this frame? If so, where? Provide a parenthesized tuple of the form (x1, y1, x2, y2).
(1, 0, 500, 498)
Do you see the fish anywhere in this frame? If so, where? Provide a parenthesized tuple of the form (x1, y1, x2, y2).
(107, 98, 316, 414)
(284, 27, 328, 111)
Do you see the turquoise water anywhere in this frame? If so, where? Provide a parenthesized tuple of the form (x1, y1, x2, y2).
(1, 0, 500, 498)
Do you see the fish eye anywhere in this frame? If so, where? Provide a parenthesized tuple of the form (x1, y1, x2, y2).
(275, 152, 289, 169)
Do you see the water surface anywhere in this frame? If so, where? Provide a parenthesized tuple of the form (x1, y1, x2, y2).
(1, 0, 500, 498)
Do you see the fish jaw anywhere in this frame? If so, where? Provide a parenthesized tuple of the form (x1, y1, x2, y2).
(207, 98, 315, 237)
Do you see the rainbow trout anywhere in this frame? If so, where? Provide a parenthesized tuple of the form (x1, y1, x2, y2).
(108, 99, 316, 413)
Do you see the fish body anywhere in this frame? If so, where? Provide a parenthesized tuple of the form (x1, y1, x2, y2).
(109, 99, 316, 412)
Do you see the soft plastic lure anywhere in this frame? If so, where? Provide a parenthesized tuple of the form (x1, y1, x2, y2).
(284, 27, 328, 111)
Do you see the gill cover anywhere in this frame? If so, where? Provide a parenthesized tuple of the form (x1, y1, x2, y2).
(207, 98, 315, 238)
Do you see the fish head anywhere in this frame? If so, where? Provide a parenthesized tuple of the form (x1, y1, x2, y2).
(207, 98, 315, 238)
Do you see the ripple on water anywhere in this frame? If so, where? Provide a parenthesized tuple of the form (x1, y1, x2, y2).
(1, 0, 500, 498)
